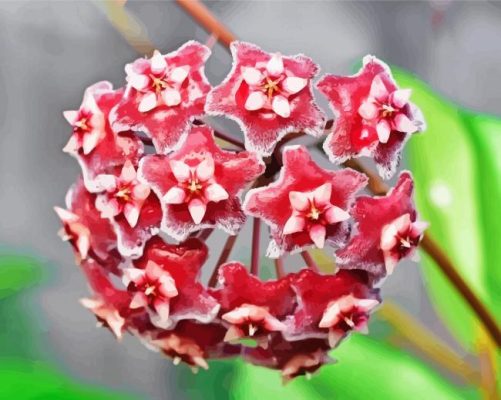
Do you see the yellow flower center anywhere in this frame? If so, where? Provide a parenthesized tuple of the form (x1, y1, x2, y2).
(262, 77, 281, 99)
(187, 179, 203, 193)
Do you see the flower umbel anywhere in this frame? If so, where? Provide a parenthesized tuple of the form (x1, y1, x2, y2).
(56, 41, 426, 380)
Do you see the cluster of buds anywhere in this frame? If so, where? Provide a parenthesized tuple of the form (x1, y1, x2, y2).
(56, 41, 427, 381)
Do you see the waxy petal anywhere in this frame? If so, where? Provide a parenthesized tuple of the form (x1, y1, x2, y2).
(161, 88, 182, 107)
(266, 53, 284, 76)
(271, 95, 291, 118)
(309, 224, 326, 248)
(376, 119, 391, 143)
(188, 198, 207, 224)
(205, 183, 229, 203)
(151, 50, 167, 73)
(163, 186, 187, 204)
(138, 92, 158, 113)
(283, 215, 306, 235)
(242, 67, 264, 85)
(282, 76, 308, 95)
(245, 91, 267, 111)
(170, 65, 190, 84)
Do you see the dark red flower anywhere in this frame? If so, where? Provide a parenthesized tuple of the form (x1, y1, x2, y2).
(110, 42, 212, 153)
(336, 171, 427, 278)
(131, 237, 220, 329)
(212, 262, 295, 344)
(317, 56, 425, 178)
(205, 41, 326, 156)
(55, 178, 117, 264)
(63, 81, 144, 192)
(285, 269, 379, 347)
(139, 125, 264, 240)
(244, 146, 367, 257)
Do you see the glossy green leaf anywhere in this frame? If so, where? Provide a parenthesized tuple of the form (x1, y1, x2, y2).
(188, 335, 473, 400)
(0, 358, 134, 400)
(0, 253, 44, 299)
(394, 68, 501, 350)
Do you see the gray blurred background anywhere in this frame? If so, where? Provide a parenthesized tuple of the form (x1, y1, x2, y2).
(0, 1, 500, 399)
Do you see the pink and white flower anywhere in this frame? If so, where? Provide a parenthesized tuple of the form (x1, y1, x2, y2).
(111, 42, 212, 153)
(336, 171, 427, 279)
(139, 125, 264, 241)
(317, 56, 425, 178)
(206, 41, 326, 156)
(244, 146, 366, 257)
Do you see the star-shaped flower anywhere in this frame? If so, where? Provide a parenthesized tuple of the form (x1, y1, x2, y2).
(139, 125, 264, 241)
(55, 178, 117, 264)
(336, 171, 427, 279)
(132, 237, 220, 329)
(63, 81, 144, 192)
(205, 41, 326, 156)
(212, 262, 294, 344)
(243, 146, 367, 257)
(110, 42, 212, 153)
(317, 55, 425, 178)
(285, 268, 379, 347)
(95, 160, 162, 258)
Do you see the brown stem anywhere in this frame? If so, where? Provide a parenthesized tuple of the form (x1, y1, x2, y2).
(250, 218, 261, 276)
(198, 228, 214, 241)
(274, 257, 285, 279)
(208, 234, 238, 287)
(176, 0, 236, 48)
(300, 251, 319, 273)
(175, 0, 501, 348)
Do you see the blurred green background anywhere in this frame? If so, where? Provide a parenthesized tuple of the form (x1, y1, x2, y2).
(0, 1, 499, 399)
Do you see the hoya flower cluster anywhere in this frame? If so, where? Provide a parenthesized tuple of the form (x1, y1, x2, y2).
(56, 41, 426, 381)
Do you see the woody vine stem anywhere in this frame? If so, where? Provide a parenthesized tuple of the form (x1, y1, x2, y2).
(174, 0, 501, 347)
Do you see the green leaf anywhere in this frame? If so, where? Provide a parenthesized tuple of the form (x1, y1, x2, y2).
(0, 253, 44, 299)
(0, 358, 135, 400)
(393, 68, 501, 350)
(187, 335, 473, 400)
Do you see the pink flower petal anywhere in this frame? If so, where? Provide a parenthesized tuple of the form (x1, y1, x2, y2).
(161, 88, 181, 107)
(82, 131, 101, 155)
(151, 50, 167, 73)
(130, 292, 148, 309)
(266, 54, 284, 76)
(120, 160, 137, 182)
(163, 187, 186, 204)
(390, 88, 412, 108)
(312, 183, 332, 207)
(204, 183, 229, 203)
(394, 113, 416, 133)
(196, 157, 215, 182)
(242, 67, 264, 85)
(123, 203, 140, 228)
(63, 110, 78, 125)
(376, 119, 391, 143)
(132, 184, 151, 201)
(138, 92, 158, 113)
(283, 215, 306, 235)
(128, 73, 149, 91)
(170, 66, 190, 84)
(272, 95, 291, 118)
(245, 91, 267, 111)
(309, 224, 326, 248)
(369, 74, 388, 102)
(170, 160, 190, 182)
(289, 191, 310, 212)
(282, 77, 307, 95)
(188, 198, 207, 224)
(358, 100, 378, 120)
(324, 206, 350, 224)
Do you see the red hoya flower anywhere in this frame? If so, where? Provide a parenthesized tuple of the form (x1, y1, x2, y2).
(63, 81, 144, 192)
(285, 269, 380, 347)
(205, 41, 326, 156)
(139, 125, 264, 240)
(317, 56, 425, 178)
(55, 178, 117, 264)
(110, 42, 212, 153)
(244, 146, 367, 257)
(95, 160, 162, 258)
(132, 237, 220, 328)
(212, 262, 295, 345)
(336, 171, 427, 279)
(80, 259, 133, 340)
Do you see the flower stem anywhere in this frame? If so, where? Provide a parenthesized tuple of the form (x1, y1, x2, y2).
(251, 218, 261, 276)
(198, 228, 214, 241)
(300, 251, 319, 272)
(274, 257, 285, 279)
(208, 234, 238, 287)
